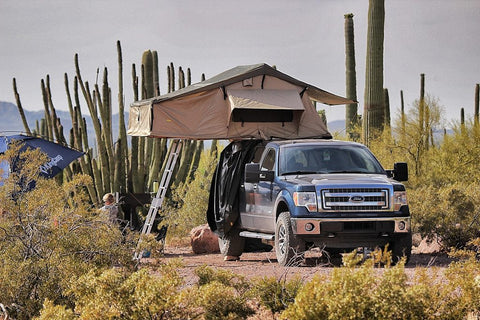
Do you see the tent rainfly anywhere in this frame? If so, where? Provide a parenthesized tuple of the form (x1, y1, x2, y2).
(127, 63, 355, 140)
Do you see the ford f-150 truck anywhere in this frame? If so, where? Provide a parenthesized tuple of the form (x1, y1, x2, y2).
(217, 139, 411, 266)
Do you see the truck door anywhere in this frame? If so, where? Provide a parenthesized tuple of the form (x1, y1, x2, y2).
(239, 144, 265, 230)
(253, 148, 277, 233)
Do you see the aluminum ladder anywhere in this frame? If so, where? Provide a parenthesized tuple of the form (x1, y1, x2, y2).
(134, 139, 183, 260)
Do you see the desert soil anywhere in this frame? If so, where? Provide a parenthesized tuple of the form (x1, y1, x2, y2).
(150, 245, 453, 286)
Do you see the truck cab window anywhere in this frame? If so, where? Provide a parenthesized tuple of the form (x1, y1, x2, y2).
(261, 149, 275, 171)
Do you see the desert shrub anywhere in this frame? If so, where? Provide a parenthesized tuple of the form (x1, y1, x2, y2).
(196, 281, 254, 320)
(421, 122, 480, 186)
(445, 239, 480, 317)
(163, 150, 217, 240)
(251, 275, 303, 314)
(65, 260, 196, 319)
(194, 265, 254, 319)
(282, 258, 378, 320)
(195, 264, 251, 294)
(0, 145, 136, 319)
(409, 183, 480, 248)
(34, 300, 76, 320)
(282, 250, 480, 320)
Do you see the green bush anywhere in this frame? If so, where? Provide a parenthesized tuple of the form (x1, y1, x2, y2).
(194, 265, 254, 319)
(0, 145, 136, 319)
(251, 275, 303, 314)
(34, 300, 76, 320)
(195, 264, 251, 294)
(196, 281, 254, 320)
(410, 183, 480, 248)
(65, 260, 195, 319)
(281, 251, 480, 320)
(164, 149, 218, 239)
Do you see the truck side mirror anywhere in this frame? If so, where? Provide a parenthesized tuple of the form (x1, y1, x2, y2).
(393, 162, 408, 181)
(245, 163, 274, 183)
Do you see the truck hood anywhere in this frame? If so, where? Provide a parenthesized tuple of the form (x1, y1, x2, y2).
(283, 173, 394, 186)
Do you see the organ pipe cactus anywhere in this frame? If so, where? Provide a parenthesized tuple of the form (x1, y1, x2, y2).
(75, 53, 112, 201)
(12, 78, 31, 135)
(12, 41, 205, 207)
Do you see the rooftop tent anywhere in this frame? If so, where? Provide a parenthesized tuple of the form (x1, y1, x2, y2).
(127, 63, 355, 140)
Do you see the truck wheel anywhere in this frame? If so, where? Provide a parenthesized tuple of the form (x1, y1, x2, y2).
(391, 233, 412, 264)
(275, 211, 305, 266)
(218, 227, 245, 258)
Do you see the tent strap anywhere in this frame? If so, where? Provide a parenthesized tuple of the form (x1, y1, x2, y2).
(299, 87, 307, 98)
(222, 86, 227, 100)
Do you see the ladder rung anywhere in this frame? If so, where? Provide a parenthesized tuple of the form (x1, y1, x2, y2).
(151, 198, 163, 207)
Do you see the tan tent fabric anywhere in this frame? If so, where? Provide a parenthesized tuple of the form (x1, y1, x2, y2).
(128, 63, 355, 140)
(127, 104, 152, 136)
(227, 89, 304, 111)
(150, 89, 228, 139)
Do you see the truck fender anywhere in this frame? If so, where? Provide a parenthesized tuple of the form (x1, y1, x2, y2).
(273, 189, 294, 221)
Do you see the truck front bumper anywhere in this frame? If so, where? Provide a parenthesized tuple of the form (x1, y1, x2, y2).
(292, 217, 411, 236)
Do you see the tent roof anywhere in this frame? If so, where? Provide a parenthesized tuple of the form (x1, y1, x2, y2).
(131, 63, 356, 107)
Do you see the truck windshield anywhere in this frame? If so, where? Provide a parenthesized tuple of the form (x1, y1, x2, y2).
(279, 144, 385, 175)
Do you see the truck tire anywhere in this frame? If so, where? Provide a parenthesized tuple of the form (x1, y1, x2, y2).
(218, 227, 245, 258)
(275, 211, 305, 266)
(391, 233, 412, 264)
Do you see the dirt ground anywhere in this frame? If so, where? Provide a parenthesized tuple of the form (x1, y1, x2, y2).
(149, 245, 453, 287)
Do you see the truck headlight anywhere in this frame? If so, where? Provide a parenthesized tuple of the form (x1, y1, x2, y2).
(293, 192, 317, 212)
(393, 191, 407, 211)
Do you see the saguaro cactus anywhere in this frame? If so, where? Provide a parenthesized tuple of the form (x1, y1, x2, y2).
(461, 107, 466, 135)
(400, 90, 406, 135)
(419, 73, 425, 134)
(344, 13, 358, 136)
(475, 83, 479, 127)
(383, 88, 390, 127)
(363, 0, 385, 143)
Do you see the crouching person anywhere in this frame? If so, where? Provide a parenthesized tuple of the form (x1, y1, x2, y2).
(101, 193, 122, 224)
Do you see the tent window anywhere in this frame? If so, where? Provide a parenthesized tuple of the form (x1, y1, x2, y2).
(231, 109, 294, 123)
(242, 78, 253, 87)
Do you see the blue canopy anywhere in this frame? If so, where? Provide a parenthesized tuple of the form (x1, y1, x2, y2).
(0, 134, 84, 180)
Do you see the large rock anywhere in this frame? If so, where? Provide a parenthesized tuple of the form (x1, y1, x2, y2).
(190, 224, 220, 254)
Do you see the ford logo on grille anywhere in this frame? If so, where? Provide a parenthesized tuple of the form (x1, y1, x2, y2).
(349, 195, 365, 202)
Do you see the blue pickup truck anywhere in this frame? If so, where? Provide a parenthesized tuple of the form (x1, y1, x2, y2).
(210, 139, 411, 266)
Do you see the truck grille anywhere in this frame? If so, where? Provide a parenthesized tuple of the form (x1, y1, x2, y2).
(321, 188, 390, 211)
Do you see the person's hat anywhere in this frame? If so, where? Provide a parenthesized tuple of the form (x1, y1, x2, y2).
(103, 193, 114, 202)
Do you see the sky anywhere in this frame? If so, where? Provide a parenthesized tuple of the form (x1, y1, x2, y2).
(1, 0, 479, 128)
